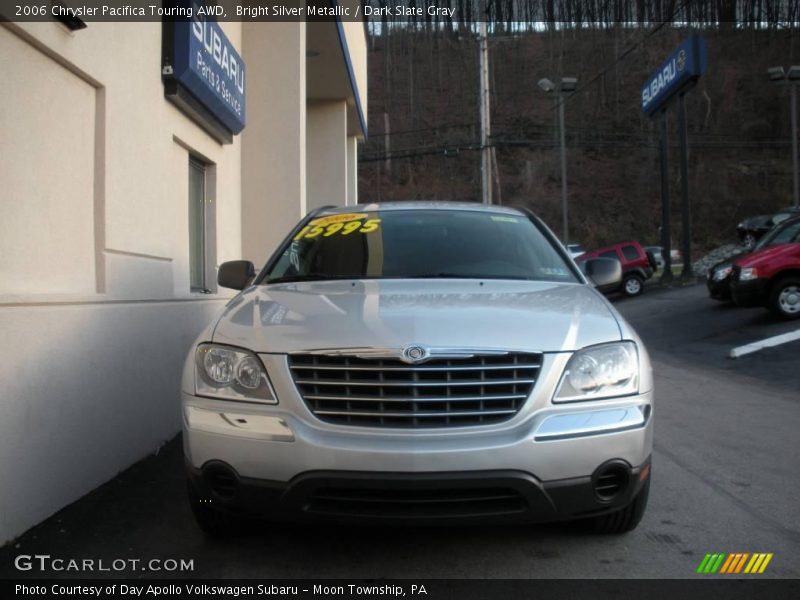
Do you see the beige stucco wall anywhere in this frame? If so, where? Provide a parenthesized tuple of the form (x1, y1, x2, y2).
(338, 3, 368, 132)
(307, 100, 349, 210)
(347, 136, 359, 206)
(0, 15, 366, 545)
(0, 21, 243, 545)
(241, 22, 307, 266)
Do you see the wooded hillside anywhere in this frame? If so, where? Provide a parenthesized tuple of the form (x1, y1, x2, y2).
(358, 19, 800, 252)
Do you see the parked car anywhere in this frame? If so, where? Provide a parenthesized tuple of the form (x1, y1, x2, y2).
(644, 246, 664, 271)
(644, 246, 683, 272)
(708, 216, 800, 301)
(182, 202, 653, 536)
(565, 243, 586, 259)
(577, 242, 656, 297)
(737, 207, 800, 249)
(730, 223, 800, 319)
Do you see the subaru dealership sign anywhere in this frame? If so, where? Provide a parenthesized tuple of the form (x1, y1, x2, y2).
(641, 34, 707, 117)
(162, 3, 246, 141)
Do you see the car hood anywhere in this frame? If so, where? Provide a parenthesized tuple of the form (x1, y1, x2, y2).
(734, 243, 800, 267)
(211, 280, 622, 353)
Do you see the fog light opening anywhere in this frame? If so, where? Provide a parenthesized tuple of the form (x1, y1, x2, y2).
(202, 463, 239, 499)
(592, 461, 631, 502)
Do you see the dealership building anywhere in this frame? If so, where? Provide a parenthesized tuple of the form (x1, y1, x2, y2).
(0, 11, 366, 543)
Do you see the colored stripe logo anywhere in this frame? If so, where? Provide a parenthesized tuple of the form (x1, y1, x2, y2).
(697, 553, 773, 574)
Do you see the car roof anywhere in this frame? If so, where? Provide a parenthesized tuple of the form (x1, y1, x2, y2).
(312, 201, 527, 217)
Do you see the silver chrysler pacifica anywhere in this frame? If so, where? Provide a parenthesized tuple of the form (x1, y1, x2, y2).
(181, 202, 653, 535)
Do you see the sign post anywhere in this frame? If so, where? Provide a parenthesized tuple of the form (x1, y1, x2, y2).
(659, 111, 672, 282)
(641, 34, 707, 283)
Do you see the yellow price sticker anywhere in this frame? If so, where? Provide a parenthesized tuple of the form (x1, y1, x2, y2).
(294, 216, 381, 240)
(309, 213, 367, 227)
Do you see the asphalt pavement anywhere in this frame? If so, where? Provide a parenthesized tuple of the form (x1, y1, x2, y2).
(2, 283, 799, 579)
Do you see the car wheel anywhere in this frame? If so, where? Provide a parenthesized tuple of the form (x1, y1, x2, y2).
(768, 277, 800, 320)
(187, 479, 246, 537)
(742, 233, 757, 249)
(622, 274, 644, 297)
(585, 475, 650, 534)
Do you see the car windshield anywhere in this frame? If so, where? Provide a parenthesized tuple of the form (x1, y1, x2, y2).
(756, 219, 800, 249)
(264, 209, 578, 284)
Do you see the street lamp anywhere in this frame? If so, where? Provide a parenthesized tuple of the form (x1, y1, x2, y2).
(768, 65, 800, 208)
(539, 77, 577, 243)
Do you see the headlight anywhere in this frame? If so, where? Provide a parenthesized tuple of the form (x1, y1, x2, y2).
(739, 267, 758, 281)
(195, 344, 277, 403)
(554, 342, 639, 402)
(712, 265, 732, 282)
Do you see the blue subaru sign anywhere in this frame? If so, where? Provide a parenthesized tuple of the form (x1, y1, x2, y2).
(166, 5, 246, 135)
(641, 34, 707, 117)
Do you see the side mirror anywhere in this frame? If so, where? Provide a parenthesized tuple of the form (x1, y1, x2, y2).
(581, 257, 622, 289)
(218, 260, 256, 290)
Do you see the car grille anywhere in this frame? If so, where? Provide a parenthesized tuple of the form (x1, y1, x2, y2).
(304, 486, 528, 518)
(288, 351, 542, 428)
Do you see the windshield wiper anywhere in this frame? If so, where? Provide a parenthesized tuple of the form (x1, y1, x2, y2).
(409, 273, 532, 280)
(409, 273, 480, 278)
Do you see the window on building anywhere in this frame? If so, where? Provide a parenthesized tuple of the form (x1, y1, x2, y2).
(621, 245, 640, 261)
(188, 156, 213, 292)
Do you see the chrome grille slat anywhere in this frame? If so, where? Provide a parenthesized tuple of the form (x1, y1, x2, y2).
(293, 378, 536, 387)
(289, 350, 541, 429)
(290, 364, 541, 372)
(304, 393, 529, 403)
(314, 409, 518, 418)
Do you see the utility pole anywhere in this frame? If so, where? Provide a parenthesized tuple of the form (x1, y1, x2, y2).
(791, 82, 799, 207)
(659, 109, 673, 284)
(479, 6, 492, 205)
(557, 97, 568, 243)
(678, 93, 693, 280)
(538, 77, 576, 243)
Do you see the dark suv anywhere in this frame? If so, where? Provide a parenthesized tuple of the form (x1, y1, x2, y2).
(577, 242, 655, 297)
(737, 207, 800, 249)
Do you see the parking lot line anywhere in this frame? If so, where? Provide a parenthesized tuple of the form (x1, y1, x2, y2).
(729, 328, 800, 358)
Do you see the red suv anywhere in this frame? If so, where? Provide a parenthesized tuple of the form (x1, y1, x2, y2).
(577, 242, 656, 297)
(730, 236, 800, 319)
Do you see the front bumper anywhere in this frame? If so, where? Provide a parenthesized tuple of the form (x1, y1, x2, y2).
(731, 277, 767, 307)
(186, 459, 651, 524)
(706, 274, 732, 300)
(182, 386, 653, 522)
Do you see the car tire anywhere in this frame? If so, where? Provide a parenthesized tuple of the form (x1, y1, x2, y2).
(742, 233, 757, 250)
(585, 475, 650, 534)
(768, 277, 800, 320)
(187, 479, 246, 537)
(622, 274, 644, 297)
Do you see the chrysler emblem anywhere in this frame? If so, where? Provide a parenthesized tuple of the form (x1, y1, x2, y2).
(401, 345, 429, 364)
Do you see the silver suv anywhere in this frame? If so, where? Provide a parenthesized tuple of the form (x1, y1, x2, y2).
(181, 202, 653, 535)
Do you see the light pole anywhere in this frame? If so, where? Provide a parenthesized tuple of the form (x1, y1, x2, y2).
(768, 65, 800, 208)
(539, 77, 577, 243)
(478, 0, 491, 205)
